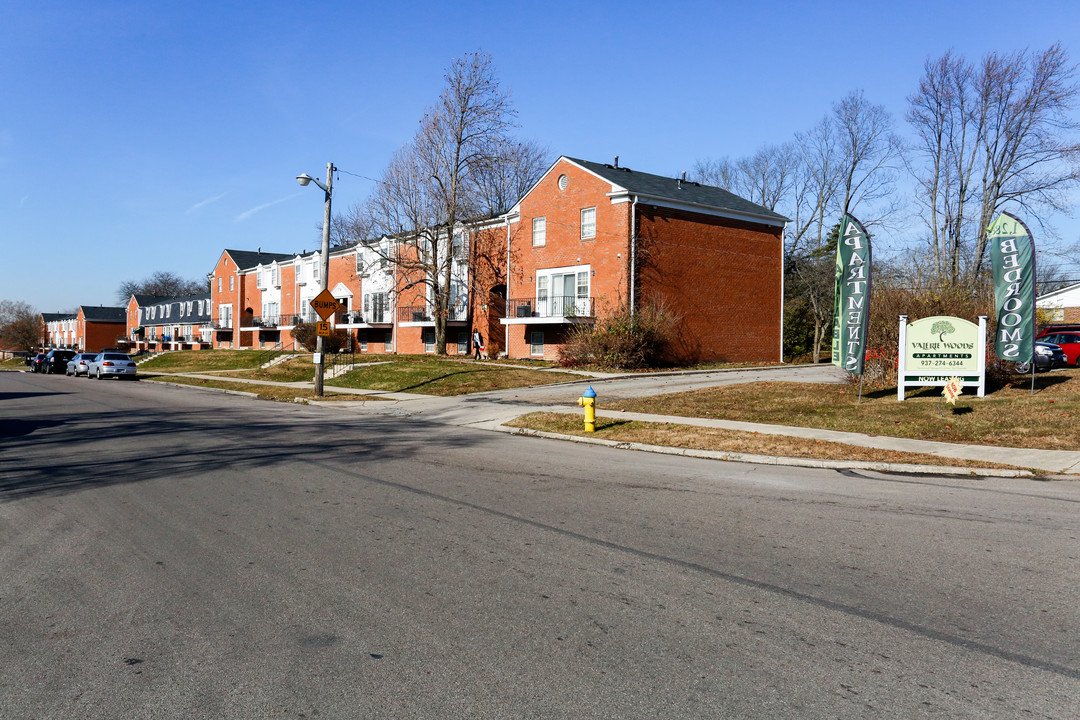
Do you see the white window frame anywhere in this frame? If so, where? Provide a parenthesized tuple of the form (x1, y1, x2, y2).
(532, 216, 546, 247)
(229, 276, 234, 291)
(219, 304, 233, 328)
(536, 264, 591, 317)
(580, 207, 596, 240)
(530, 331, 545, 356)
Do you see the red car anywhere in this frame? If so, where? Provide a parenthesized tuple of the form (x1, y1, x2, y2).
(1036, 330, 1080, 366)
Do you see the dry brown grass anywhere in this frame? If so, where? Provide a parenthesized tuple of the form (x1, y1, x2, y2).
(601, 370, 1080, 451)
(506, 413, 1024, 470)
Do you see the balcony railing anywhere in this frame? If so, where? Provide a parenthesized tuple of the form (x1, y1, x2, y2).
(507, 296, 594, 319)
(247, 315, 280, 328)
(212, 319, 233, 330)
(397, 304, 468, 323)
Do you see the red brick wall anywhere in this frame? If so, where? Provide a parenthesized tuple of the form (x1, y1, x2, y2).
(210, 252, 241, 348)
(637, 207, 783, 363)
(503, 159, 631, 359)
(126, 296, 140, 339)
(469, 222, 511, 357)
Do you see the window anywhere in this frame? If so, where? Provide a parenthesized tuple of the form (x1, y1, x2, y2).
(531, 331, 544, 356)
(532, 217, 546, 247)
(457, 331, 469, 354)
(580, 207, 596, 239)
(229, 276, 234, 291)
(384, 330, 393, 351)
(271, 265, 280, 287)
(363, 292, 388, 324)
(422, 328, 435, 353)
(452, 231, 466, 258)
(218, 277, 222, 293)
(219, 304, 233, 328)
(536, 265, 591, 317)
(450, 283, 468, 320)
(359, 332, 368, 352)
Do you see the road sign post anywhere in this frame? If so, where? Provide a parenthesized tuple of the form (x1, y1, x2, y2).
(308, 287, 339, 397)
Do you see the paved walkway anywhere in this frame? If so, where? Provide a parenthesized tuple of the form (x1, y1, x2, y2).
(147, 364, 1080, 477)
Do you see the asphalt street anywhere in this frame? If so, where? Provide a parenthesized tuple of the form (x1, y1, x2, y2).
(2, 371, 1079, 718)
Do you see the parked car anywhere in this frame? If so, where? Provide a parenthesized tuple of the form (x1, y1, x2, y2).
(87, 352, 138, 380)
(41, 349, 77, 374)
(66, 352, 98, 377)
(1035, 331, 1080, 366)
(1015, 341, 1067, 373)
(29, 353, 48, 373)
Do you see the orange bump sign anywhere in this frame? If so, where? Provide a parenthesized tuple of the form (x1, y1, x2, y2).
(316, 321, 331, 337)
(310, 288, 340, 320)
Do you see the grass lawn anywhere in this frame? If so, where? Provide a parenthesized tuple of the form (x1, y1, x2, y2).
(213, 355, 318, 382)
(142, 374, 378, 402)
(326, 356, 578, 396)
(505, 412, 1024, 471)
(600, 369, 1080, 451)
(137, 350, 271, 372)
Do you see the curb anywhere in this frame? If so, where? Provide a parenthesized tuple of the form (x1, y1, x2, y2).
(495, 425, 1041, 478)
(144, 378, 261, 399)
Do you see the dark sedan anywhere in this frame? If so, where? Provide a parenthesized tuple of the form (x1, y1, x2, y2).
(1015, 342, 1067, 373)
(41, 349, 77, 374)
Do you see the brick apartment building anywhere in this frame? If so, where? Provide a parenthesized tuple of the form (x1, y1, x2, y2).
(41, 306, 127, 353)
(188, 155, 787, 365)
(126, 293, 213, 352)
(488, 156, 786, 363)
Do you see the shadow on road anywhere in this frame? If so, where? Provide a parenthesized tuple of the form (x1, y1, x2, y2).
(0, 404, 479, 501)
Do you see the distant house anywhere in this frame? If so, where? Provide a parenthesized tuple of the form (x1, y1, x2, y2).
(41, 312, 78, 351)
(76, 306, 126, 352)
(128, 293, 213, 352)
(1036, 282, 1080, 325)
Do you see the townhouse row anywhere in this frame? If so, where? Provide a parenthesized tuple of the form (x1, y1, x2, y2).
(40, 156, 788, 364)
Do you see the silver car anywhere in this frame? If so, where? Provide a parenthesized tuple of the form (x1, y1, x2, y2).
(66, 352, 98, 377)
(87, 352, 138, 380)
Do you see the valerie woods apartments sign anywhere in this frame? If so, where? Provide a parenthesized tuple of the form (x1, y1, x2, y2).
(897, 315, 987, 400)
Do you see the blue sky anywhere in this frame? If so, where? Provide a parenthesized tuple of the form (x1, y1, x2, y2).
(3, 0, 1079, 312)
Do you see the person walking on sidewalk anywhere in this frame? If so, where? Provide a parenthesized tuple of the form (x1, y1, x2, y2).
(472, 329, 483, 360)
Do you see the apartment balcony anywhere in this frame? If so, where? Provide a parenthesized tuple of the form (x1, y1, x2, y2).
(212, 319, 234, 331)
(500, 296, 595, 325)
(397, 304, 468, 326)
(244, 315, 281, 329)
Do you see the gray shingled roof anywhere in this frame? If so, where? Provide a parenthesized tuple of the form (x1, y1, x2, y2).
(41, 312, 75, 322)
(566, 157, 788, 224)
(80, 306, 127, 322)
(226, 249, 295, 271)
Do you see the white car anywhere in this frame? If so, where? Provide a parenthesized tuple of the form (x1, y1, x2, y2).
(65, 352, 99, 377)
(87, 352, 138, 380)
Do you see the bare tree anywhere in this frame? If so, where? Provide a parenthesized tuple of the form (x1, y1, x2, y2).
(907, 44, 1080, 286)
(832, 90, 903, 224)
(117, 271, 208, 303)
(692, 143, 797, 212)
(0, 300, 40, 353)
(359, 51, 537, 353)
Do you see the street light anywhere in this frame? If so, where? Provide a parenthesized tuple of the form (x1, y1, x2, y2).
(297, 162, 334, 397)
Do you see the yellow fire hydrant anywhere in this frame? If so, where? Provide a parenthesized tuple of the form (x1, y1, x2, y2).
(577, 386, 596, 432)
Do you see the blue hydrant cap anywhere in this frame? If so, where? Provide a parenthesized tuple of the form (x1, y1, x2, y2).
(583, 386, 596, 398)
